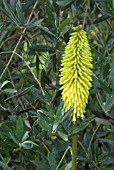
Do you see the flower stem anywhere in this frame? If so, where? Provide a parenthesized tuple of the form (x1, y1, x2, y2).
(72, 121, 77, 170)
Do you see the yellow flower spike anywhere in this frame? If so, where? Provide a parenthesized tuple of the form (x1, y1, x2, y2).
(59, 25, 93, 121)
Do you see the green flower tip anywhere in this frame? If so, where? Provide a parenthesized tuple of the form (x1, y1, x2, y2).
(59, 26, 93, 121)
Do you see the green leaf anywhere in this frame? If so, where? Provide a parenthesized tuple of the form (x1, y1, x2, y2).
(26, 19, 44, 28)
(9, 132, 19, 145)
(58, 18, 71, 32)
(58, 130, 68, 141)
(70, 123, 89, 135)
(29, 45, 52, 52)
(0, 161, 5, 169)
(61, 107, 73, 123)
(0, 161, 10, 170)
(113, 0, 114, 9)
(22, 140, 38, 146)
(48, 152, 57, 170)
(16, 116, 24, 142)
(18, 86, 33, 97)
(0, 23, 14, 43)
(102, 158, 114, 166)
(95, 117, 111, 126)
(92, 110, 112, 120)
(103, 62, 110, 78)
(31, 160, 49, 170)
(46, 5, 55, 27)
(103, 96, 114, 113)
(31, 87, 46, 103)
(64, 161, 72, 170)
(22, 131, 29, 142)
(16, 2, 24, 24)
(1, 124, 15, 138)
(0, 80, 10, 89)
(56, 0, 74, 6)
(2, 0, 12, 13)
(50, 90, 57, 104)
(21, 140, 38, 149)
(38, 114, 51, 131)
(93, 14, 111, 24)
(38, 25, 56, 37)
(98, 138, 114, 145)
(109, 66, 114, 82)
(2, 89, 17, 94)
(2, 0, 19, 24)
(52, 101, 64, 131)
(10, 0, 16, 12)
(97, 79, 111, 94)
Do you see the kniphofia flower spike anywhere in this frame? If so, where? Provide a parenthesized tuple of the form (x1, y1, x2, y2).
(59, 25, 93, 121)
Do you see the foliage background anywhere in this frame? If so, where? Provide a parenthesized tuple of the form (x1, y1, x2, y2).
(0, 0, 114, 169)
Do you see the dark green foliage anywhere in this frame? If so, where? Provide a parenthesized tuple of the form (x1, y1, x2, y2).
(0, 0, 114, 169)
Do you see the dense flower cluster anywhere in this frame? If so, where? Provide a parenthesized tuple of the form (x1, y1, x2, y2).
(59, 26, 93, 121)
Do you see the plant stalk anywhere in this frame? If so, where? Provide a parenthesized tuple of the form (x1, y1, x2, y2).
(72, 121, 77, 170)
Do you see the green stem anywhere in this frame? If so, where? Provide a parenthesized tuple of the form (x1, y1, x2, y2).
(72, 121, 77, 170)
